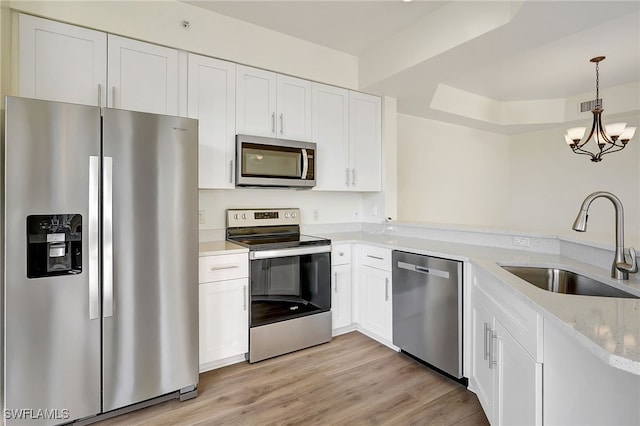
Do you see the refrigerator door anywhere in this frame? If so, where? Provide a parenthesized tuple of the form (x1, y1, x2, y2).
(101, 109, 199, 411)
(4, 97, 101, 424)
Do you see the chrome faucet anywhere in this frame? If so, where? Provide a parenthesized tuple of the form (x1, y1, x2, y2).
(572, 191, 638, 280)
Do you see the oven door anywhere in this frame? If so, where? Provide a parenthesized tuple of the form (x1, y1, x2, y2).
(236, 134, 316, 188)
(249, 245, 330, 327)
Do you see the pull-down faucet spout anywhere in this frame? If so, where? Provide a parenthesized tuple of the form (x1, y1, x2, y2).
(572, 191, 638, 280)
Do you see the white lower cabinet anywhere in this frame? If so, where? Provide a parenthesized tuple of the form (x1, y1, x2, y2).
(198, 252, 249, 371)
(331, 244, 353, 333)
(469, 267, 542, 425)
(357, 246, 393, 344)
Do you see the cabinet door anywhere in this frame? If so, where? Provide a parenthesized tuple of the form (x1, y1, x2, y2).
(349, 91, 381, 191)
(107, 35, 179, 115)
(312, 83, 350, 191)
(199, 279, 249, 365)
(331, 263, 352, 330)
(276, 74, 312, 141)
(236, 65, 277, 137)
(494, 321, 542, 426)
(359, 266, 392, 341)
(19, 14, 107, 106)
(470, 293, 495, 420)
(187, 54, 236, 189)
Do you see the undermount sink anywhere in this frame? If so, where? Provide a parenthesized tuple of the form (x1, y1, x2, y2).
(501, 266, 639, 299)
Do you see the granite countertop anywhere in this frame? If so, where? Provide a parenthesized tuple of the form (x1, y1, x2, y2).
(321, 231, 640, 375)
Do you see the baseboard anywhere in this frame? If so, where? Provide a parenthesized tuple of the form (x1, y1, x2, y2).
(332, 324, 357, 336)
(355, 326, 400, 352)
(199, 353, 247, 373)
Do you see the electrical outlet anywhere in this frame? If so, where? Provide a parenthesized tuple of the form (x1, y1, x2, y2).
(313, 209, 320, 221)
(512, 236, 530, 248)
(370, 205, 378, 217)
(198, 210, 206, 225)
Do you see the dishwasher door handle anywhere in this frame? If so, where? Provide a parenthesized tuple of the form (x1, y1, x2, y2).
(397, 261, 450, 279)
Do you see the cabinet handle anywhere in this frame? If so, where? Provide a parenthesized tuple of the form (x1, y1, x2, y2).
(334, 272, 338, 293)
(385, 278, 389, 301)
(352, 169, 356, 186)
(111, 86, 116, 108)
(280, 113, 284, 135)
(483, 323, 490, 361)
(271, 112, 276, 134)
(210, 264, 239, 271)
(229, 160, 234, 184)
(489, 329, 498, 369)
(243, 285, 247, 311)
(98, 84, 102, 108)
(367, 255, 383, 261)
(338, 251, 344, 257)
(345, 168, 350, 187)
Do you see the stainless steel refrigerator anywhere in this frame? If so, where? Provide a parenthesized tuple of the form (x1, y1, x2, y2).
(2, 97, 199, 425)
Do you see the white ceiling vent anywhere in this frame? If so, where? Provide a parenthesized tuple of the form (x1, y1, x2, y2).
(579, 98, 602, 113)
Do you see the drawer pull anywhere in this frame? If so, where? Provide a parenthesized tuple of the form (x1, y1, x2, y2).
(366, 255, 384, 261)
(385, 278, 389, 301)
(209, 264, 239, 271)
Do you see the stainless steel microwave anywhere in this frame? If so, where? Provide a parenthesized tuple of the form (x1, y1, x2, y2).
(236, 134, 316, 188)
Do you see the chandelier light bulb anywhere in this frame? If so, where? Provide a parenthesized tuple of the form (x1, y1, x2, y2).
(604, 122, 627, 140)
(567, 127, 586, 141)
(620, 126, 636, 143)
(564, 134, 575, 146)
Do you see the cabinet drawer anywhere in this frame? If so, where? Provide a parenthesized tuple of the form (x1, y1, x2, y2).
(199, 253, 249, 283)
(359, 245, 391, 271)
(332, 244, 351, 265)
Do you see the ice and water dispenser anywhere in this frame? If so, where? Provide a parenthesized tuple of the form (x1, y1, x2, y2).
(27, 214, 82, 278)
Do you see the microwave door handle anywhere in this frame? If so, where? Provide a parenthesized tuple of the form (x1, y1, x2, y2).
(301, 149, 309, 179)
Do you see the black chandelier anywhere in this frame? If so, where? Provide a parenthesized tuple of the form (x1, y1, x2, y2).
(564, 56, 635, 162)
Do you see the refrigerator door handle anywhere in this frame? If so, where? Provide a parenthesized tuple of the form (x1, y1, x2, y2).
(103, 156, 114, 318)
(89, 156, 100, 320)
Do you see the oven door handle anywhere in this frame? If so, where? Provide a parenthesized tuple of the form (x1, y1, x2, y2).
(250, 245, 330, 260)
(301, 149, 309, 180)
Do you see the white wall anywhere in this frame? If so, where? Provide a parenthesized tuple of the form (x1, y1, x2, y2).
(396, 112, 640, 248)
(507, 120, 640, 247)
(396, 113, 511, 228)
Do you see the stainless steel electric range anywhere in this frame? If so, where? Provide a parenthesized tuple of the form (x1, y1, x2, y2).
(226, 208, 332, 363)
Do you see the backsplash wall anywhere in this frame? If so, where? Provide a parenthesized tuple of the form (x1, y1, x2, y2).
(198, 189, 365, 230)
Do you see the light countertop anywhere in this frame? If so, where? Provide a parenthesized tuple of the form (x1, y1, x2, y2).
(321, 231, 640, 375)
(199, 240, 248, 256)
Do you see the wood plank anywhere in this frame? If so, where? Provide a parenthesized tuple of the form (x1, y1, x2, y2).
(95, 332, 489, 426)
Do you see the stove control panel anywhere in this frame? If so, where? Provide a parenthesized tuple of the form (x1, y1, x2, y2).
(227, 208, 300, 228)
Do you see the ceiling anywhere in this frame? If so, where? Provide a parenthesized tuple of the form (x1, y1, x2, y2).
(185, 1, 640, 132)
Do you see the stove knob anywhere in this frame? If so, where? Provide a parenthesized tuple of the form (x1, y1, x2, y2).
(242, 213, 248, 220)
(233, 214, 240, 220)
(285, 213, 290, 218)
(291, 212, 297, 218)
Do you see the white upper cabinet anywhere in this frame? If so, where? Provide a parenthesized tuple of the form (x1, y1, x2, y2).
(313, 87, 381, 192)
(349, 91, 382, 191)
(236, 65, 277, 137)
(19, 14, 107, 106)
(276, 74, 312, 141)
(107, 35, 181, 116)
(236, 65, 312, 141)
(312, 83, 350, 191)
(187, 54, 236, 189)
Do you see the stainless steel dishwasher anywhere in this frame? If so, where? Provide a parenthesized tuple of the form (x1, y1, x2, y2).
(392, 251, 463, 379)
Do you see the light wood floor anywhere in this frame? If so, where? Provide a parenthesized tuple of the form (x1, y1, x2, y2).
(97, 332, 489, 425)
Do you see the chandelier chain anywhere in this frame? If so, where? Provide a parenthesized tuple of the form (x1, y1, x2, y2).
(595, 61, 600, 107)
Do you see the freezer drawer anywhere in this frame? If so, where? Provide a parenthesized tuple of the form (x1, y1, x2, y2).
(392, 251, 463, 379)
